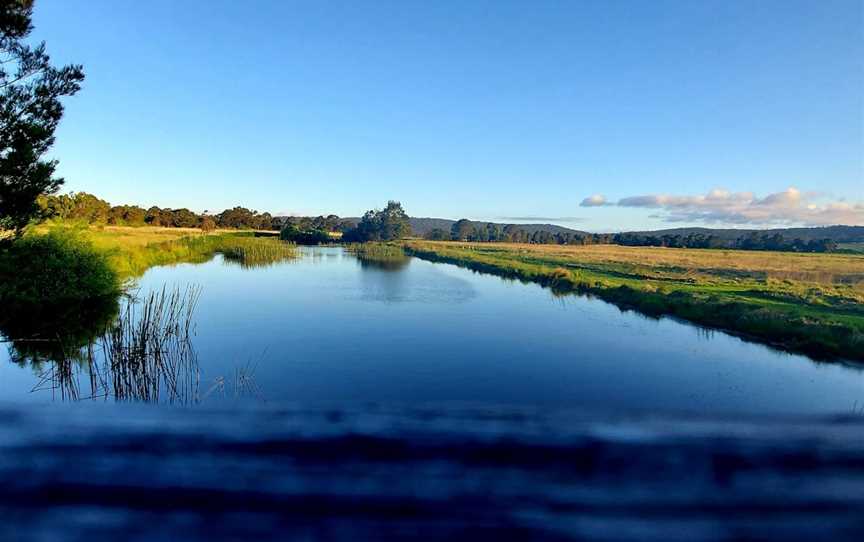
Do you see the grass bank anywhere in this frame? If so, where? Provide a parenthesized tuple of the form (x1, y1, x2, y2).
(50, 225, 296, 279)
(402, 241, 864, 362)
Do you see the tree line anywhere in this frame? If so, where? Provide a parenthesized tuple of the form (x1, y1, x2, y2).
(436, 219, 840, 253)
(441, 219, 616, 245)
(37, 192, 277, 230)
(281, 200, 411, 244)
(615, 231, 837, 252)
(34, 192, 417, 245)
(278, 214, 355, 233)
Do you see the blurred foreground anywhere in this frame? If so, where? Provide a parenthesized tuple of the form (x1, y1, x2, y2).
(1, 403, 862, 541)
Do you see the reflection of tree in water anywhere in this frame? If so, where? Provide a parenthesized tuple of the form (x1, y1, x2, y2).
(1, 287, 202, 404)
(347, 244, 412, 273)
(1, 296, 119, 366)
(357, 257, 411, 272)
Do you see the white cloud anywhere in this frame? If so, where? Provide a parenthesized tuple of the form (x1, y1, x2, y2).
(580, 194, 609, 207)
(614, 187, 863, 226)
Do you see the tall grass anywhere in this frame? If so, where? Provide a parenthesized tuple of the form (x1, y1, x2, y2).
(27, 225, 298, 278)
(346, 242, 406, 259)
(102, 286, 200, 404)
(25, 285, 266, 404)
(89, 230, 297, 278)
(218, 236, 298, 269)
(28, 286, 200, 403)
(346, 243, 411, 271)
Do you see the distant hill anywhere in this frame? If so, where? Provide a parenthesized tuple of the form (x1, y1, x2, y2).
(337, 217, 588, 237)
(404, 217, 455, 236)
(625, 225, 864, 243)
(282, 215, 863, 244)
(407, 221, 864, 242)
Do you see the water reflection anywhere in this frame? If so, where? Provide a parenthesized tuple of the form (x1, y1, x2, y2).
(355, 254, 411, 272)
(1, 288, 203, 404)
(1, 296, 119, 366)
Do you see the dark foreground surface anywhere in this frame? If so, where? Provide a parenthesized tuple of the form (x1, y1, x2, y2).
(1, 403, 863, 541)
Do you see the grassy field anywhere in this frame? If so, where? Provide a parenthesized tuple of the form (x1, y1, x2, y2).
(402, 241, 864, 361)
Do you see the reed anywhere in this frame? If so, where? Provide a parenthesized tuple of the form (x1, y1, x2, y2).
(101, 285, 201, 404)
(25, 285, 268, 404)
(25, 286, 200, 403)
(89, 231, 296, 278)
(346, 242, 411, 271)
(346, 242, 406, 259)
(217, 237, 298, 269)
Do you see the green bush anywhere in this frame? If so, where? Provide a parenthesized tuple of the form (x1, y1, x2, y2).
(0, 229, 121, 307)
(280, 225, 331, 245)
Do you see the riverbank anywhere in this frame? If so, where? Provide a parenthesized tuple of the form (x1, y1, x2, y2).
(31, 224, 296, 279)
(402, 241, 864, 361)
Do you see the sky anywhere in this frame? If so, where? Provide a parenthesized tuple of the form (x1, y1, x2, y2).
(33, 0, 863, 231)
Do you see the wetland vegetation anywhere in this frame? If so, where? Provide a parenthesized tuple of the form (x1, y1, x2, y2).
(81, 227, 297, 278)
(17, 286, 202, 404)
(347, 242, 410, 269)
(0, 225, 296, 373)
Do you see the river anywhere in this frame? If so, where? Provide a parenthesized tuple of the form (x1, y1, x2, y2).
(1, 246, 861, 415)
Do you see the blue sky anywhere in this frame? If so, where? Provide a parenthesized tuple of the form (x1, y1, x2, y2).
(35, 0, 862, 231)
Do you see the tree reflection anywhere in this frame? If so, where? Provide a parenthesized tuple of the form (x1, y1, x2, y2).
(356, 255, 411, 272)
(1, 287, 202, 404)
(348, 244, 412, 272)
(1, 295, 119, 367)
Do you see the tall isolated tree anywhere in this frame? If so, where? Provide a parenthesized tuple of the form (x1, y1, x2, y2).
(450, 219, 473, 241)
(0, 0, 84, 234)
(378, 200, 411, 240)
(343, 201, 412, 242)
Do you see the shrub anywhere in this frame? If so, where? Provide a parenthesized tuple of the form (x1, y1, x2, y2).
(0, 229, 121, 307)
(280, 225, 331, 245)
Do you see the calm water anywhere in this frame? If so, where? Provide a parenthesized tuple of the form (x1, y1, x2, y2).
(1, 246, 862, 415)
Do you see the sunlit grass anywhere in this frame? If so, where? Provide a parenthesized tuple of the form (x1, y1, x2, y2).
(346, 242, 406, 260)
(40, 224, 296, 278)
(218, 237, 298, 269)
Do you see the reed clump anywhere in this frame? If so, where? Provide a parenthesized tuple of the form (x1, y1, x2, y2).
(346, 243, 411, 271)
(92, 231, 297, 278)
(346, 242, 406, 260)
(102, 285, 201, 403)
(217, 236, 297, 269)
(25, 285, 201, 403)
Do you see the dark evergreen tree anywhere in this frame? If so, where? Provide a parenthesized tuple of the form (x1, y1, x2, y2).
(344, 201, 411, 242)
(0, 0, 84, 234)
(450, 219, 473, 241)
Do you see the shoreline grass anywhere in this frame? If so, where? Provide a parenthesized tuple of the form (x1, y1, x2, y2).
(41, 225, 297, 279)
(402, 241, 864, 362)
